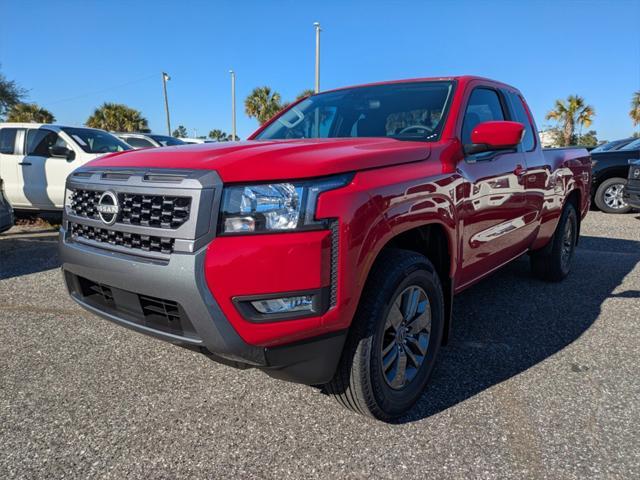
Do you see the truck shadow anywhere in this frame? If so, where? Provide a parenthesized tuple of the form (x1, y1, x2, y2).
(0, 233, 60, 280)
(400, 234, 640, 423)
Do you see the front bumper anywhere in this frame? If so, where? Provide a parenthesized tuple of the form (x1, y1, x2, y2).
(60, 233, 345, 384)
(59, 167, 345, 385)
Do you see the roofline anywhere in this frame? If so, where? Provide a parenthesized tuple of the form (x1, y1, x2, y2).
(312, 75, 517, 96)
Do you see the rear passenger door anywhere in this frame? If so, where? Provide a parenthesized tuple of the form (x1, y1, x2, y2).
(456, 86, 529, 288)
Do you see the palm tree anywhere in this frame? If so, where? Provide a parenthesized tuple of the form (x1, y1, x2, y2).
(545, 95, 595, 146)
(630, 91, 640, 127)
(86, 102, 148, 132)
(244, 87, 282, 124)
(208, 129, 232, 141)
(172, 125, 188, 138)
(7, 103, 55, 123)
(296, 89, 315, 101)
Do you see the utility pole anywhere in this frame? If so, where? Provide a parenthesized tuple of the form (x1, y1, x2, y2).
(230, 70, 237, 141)
(313, 22, 321, 93)
(162, 72, 171, 135)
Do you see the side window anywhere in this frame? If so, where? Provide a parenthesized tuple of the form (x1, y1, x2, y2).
(508, 92, 535, 151)
(0, 128, 18, 154)
(27, 129, 66, 157)
(124, 137, 154, 148)
(462, 88, 505, 144)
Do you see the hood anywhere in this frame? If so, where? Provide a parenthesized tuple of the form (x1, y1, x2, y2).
(86, 138, 431, 182)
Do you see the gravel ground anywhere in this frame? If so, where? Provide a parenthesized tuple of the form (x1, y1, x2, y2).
(0, 211, 639, 479)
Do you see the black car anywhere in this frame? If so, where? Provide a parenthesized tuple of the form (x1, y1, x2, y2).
(590, 137, 635, 153)
(624, 159, 640, 210)
(591, 138, 640, 213)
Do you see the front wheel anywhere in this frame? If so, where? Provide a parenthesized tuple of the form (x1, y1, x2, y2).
(324, 249, 444, 421)
(594, 177, 631, 214)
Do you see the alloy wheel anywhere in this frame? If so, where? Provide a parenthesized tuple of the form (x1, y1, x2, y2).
(603, 183, 628, 210)
(380, 285, 431, 390)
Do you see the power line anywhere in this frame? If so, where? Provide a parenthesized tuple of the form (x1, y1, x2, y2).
(47, 73, 157, 105)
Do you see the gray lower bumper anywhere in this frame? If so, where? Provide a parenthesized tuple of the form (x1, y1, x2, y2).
(59, 226, 266, 366)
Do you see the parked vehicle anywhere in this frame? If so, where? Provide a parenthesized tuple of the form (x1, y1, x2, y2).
(590, 137, 635, 153)
(0, 186, 13, 233)
(116, 132, 186, 149)
(59, 76, 591, 420)
(0, 124, 131, 212)
(623, 158, 640, 210)
(177, 137, 217, 144)
(591, 137, 640, 213)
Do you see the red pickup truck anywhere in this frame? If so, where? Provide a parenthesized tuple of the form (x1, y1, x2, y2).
(60, 76, 590, 420)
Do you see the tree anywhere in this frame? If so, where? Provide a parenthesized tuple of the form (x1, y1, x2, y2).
(86, 103, 148, 132)
(577, 130, 598, 148)
(630, 91, 640, 127)
(296, 89, 315, 101)
(545, 95, 595, 147)
(244, 86, 282, 124)
(6, 103, 55, 123)
(172, 125, 188, 138)
(0, 65, 27, 119)
(208, 129, 231, 141)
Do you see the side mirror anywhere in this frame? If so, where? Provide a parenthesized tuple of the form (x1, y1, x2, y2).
(49, 146, 76, 161)
(464, 121, 525, 156)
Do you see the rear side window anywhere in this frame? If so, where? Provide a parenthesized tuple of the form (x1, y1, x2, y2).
(0, 128, 18, 154)
(462, 88, 505, 144)
(508, 92, 536, 151)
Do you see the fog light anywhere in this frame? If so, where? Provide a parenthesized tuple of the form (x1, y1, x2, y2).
(251, 295, 314, 314)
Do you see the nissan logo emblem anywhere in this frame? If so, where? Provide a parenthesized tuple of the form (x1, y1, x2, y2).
(96, 191, 119, 225)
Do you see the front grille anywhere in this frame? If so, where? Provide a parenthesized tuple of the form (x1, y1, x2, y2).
(70, 189, 191, 229)
(70, 222, 174, 254)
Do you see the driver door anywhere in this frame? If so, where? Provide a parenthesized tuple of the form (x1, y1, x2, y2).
(457, 86, 529, 288)
(22, 128, 77, 209)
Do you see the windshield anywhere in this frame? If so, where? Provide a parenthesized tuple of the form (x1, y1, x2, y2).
(255, 81, 455, 142)
(619, 138, 640, 151)
(149, 135, 186, 146)
(592, 139, 633, 153)
(63, 127, 131, 153)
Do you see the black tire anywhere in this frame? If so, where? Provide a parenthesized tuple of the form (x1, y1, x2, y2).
(324, 249, 444, 421)
(530, 202, 578, 282)
(594, 177, 631, 214)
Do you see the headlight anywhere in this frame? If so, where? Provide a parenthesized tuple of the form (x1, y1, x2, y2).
(219, 174, 352, 234)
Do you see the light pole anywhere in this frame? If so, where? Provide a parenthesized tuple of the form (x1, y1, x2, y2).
(230, 70, 237, 141)
(162, 72, 171, 135)
(313, 22, 321, 93)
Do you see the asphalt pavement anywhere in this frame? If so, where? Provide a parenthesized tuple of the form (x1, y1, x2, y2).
(1, 211, 639, 479)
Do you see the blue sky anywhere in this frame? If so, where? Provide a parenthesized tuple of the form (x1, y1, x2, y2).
(2, 0, 639, 140)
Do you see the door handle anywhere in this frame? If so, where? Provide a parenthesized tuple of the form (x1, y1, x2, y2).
(18, 162, 32, 166)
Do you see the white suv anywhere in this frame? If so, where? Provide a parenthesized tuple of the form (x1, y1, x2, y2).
(0, 123, 131, 212)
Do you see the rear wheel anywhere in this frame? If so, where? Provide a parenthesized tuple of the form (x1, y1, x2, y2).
(530, 202, 578, 282)
(594, 177, 631, 214)
(324, 249, 444, 421)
